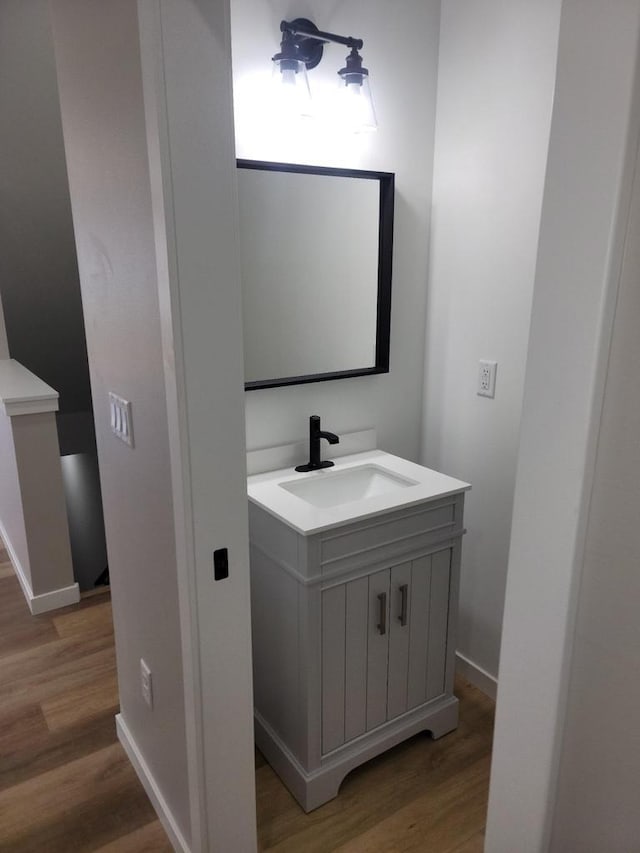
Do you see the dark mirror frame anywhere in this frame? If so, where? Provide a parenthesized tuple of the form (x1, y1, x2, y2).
(237, 159, 395, 391)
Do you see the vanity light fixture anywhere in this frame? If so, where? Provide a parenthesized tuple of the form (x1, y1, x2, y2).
(272, 18, 377, 132)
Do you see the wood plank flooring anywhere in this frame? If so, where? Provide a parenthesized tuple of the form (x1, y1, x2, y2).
(0, 541, 494, 852)
(255, 680, 494, 853)
(0, 543, 171, 853)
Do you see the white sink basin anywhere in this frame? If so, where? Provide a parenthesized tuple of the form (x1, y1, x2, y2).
(279, 464, 418, 508)
(247, 450, 471, 535)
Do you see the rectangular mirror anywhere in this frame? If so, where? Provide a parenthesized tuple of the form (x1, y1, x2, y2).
(236, 160, 394, 390)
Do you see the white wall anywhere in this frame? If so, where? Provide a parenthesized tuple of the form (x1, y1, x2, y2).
(231, 0, 440, 460)
(50, 0, 191, 842)
(0, 360, 78, 612)
(422, 0, 562, 683)
(486, 1, 640, 849)
(9, 411, 75, 599)
(549, 60, 640, 852)
(0, 412, 30, 585)
(0, 298, 8, 360)
(52, 2, 258, 848)
(139, 0, 258, 846)
(0, 0, 92, 431)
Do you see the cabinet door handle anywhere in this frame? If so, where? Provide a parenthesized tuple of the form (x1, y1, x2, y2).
(399, 584, 408, 626)
(377, 592, 387, 635)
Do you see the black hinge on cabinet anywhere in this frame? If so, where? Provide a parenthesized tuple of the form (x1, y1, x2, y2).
(213, 548, 229, 581)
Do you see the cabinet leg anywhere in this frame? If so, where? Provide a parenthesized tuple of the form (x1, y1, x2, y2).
(426, 696, 459, 739)
(255, 696, 460, 813)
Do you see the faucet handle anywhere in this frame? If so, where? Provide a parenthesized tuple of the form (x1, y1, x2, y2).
(295, 414, 338, 472)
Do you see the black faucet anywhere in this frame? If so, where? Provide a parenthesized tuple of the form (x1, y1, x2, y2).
(295, 415, 340, 472)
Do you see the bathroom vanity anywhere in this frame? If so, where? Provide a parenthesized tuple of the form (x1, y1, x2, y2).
(247, 450, 470, 811)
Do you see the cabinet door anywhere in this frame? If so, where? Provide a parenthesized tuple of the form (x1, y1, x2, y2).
(407, 555, 432, 709)
(321, 548, 452, 753)
(387, 551, 452, 719)
(366, 569, 391, 731)
(321, 584, 346, 754)
(387, 562, 412, 719)
(426, 548, 452, 701)
(344, 577, 369, 742)
(407, 548, 452, 709)
(321, 576, 370, 754)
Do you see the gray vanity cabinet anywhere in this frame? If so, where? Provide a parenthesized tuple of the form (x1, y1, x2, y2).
(249, 491, 465, 812)
(321, 549, 452, 754)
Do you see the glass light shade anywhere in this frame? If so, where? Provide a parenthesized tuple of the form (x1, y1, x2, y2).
(337, 75, 377, 133)
(272, 59, 313, 118)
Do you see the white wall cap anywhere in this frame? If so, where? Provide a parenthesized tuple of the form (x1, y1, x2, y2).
(0, 359, 59, 416)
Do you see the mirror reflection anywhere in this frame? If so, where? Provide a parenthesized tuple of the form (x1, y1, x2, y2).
(236, 160, 394, 390)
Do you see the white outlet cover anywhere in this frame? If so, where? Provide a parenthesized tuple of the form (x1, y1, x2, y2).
(478, 360, 498, 398)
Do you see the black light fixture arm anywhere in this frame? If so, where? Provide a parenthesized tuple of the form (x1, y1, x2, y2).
(280, 19, 363, 52)
(273, 16, 376, 125)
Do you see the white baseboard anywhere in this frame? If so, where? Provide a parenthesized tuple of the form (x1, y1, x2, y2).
(116, 714, 191, 853)
(0, 519, 79, 614)
(0, 519, 80, 614)
(30, 582, 80, 614)
(456, 651, 498, 701)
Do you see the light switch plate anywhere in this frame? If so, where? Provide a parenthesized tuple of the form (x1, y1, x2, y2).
(140, 658, 153, 709)
(109, 392, 134, 447)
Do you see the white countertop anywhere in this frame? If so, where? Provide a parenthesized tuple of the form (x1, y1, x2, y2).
(247, 449, 471, 535)
(0, 359, 59, 416)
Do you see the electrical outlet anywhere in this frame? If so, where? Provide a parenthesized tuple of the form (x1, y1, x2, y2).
(140, 658, 153, 709)
(478, 360, 498, 398)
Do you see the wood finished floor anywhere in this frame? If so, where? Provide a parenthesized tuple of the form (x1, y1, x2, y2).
(0, 542, 494, 852)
